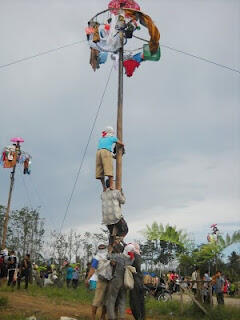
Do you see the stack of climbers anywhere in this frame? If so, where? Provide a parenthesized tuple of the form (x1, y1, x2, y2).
(96, 126, 127, 246)
(92, 126, 145, 319)
(86, 0, 160, 77)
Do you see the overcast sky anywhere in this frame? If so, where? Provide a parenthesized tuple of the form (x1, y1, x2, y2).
(0, 0, 239, 251)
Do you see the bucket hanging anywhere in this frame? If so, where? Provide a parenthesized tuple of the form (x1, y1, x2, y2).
(143, 44, 161, 61)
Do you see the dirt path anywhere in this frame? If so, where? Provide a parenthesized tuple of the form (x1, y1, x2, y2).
(0, 291, 135, 320)
(1, 291, 98, 319)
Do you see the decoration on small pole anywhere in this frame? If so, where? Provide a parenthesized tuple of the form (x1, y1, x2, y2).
(0, 137, 32, 249)
(207, 224, 220, 243)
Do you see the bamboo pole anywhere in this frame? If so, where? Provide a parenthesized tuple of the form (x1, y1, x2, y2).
(115, 30, 124, 190)
(1, 165, 16, 249)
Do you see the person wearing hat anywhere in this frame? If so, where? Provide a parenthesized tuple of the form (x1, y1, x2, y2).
(85, 244, 112, 320)
(96, 126, 124, 191)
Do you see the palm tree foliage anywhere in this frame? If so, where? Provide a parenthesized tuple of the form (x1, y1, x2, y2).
(143, 222, 190, 249)
(141, 222, 191, 266)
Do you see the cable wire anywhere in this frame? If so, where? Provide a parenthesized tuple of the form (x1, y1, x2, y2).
(18, 167, 33, 208)
(59, 65, 114, 233)
(0, 40, 86, 69)
(0, 36, 239, 74)
(132, 35, 240, 74)
(160, 43, 240, 74)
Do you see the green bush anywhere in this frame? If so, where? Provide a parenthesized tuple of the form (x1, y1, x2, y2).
(207, 306, 240, 320)
(145, 297, 240, 320)
(146, 298, 182, 316)
(0, 296, 8, 307)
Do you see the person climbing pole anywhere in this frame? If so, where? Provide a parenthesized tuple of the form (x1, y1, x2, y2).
(96, 126, 124, 191)
(101, 179, 128, 247)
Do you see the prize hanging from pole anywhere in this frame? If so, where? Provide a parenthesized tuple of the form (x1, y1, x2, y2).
(0, 137, 32, 249)
(86, 0, 161, 78)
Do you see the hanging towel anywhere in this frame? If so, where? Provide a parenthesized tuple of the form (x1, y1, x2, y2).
(123, 59, 140, 77)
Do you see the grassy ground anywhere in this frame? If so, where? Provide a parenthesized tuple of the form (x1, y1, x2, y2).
(0, 283, 94, 304)
(146, 299, 240, 320)
(0, 284, 240, 320)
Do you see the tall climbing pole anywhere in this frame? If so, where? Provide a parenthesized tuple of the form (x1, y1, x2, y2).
(2, 160, 17, 249)
(1, 138, 32, 249)
(116, 28, 124, 191)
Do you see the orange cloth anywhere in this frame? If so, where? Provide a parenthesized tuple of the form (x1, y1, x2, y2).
(92, 25, 100, 43)
(124, 9, 160, 54)
(4, 152, 17, 168)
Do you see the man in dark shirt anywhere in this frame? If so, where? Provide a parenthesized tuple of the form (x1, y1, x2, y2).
(215, 270, 225, 305)
(7, 250, 17, 286)
(17, 254, 31, 289)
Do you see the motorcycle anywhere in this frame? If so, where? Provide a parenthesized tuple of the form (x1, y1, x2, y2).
(144, 283, 172, 302)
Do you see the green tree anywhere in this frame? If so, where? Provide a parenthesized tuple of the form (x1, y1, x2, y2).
(227, 251, 240, 281)
(143, 222, 190, 248)
(8, 207, 45, 261)
(178, 232, 240, 276)
(142, 222, 190, 268)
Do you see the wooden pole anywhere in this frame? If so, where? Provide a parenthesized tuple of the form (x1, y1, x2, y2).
(1, 165, 16, 249)
(116, 30, 124, 190)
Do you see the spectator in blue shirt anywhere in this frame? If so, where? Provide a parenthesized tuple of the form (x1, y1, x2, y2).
(66, 264, 74, 288)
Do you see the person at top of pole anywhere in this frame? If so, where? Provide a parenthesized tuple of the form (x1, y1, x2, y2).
(96, 126, 124, 191)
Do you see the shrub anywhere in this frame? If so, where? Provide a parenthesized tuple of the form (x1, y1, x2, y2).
(207, 306, 240, 320)
(0, 296, 8, 307)
(146, 298, 182, 316)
